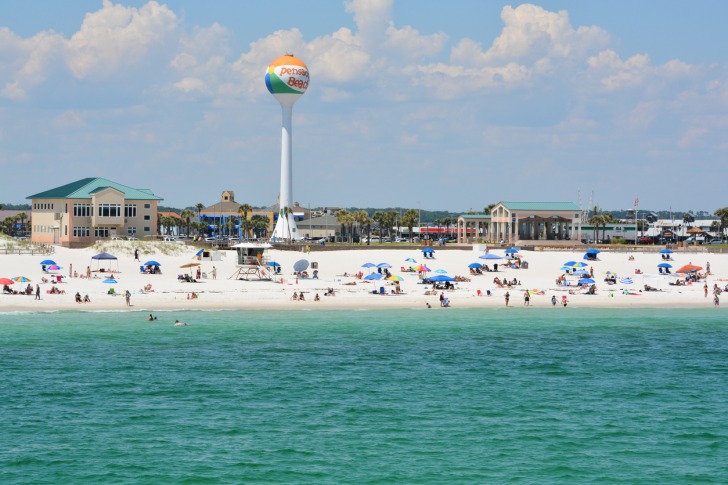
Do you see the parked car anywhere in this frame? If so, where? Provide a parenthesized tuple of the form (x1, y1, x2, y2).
(637, 236, 652, 244)
(709, 238, 724, 244)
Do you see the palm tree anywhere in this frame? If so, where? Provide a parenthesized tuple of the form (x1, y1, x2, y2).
(386, 211, 398, 239)
(372, 211, 385, 239)
(588, 212, 603, 243)
(251, 214, 270, 239)
(600, 213, 614, 243)
(402, 209, 418, 241)
(17, 212, 27, 235)
(715, 207, 728, 240)
(195, 203, 204, 220)
(227, 215, 238, 239)
(336, 209, 351, 242)
(237, 203, 253, 239)
(180, 209, 194, 237)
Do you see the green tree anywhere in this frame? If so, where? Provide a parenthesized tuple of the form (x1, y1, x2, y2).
(237, 203, 253, 239)
(402, 209, 418, 241)
(336, 209, 351, 242)
(180, 209, 194, 237)
(715, 207, 728, 239)
(251, 214, 270, 239)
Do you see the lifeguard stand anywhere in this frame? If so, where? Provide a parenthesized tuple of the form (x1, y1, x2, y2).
(229, 242, 273, 280)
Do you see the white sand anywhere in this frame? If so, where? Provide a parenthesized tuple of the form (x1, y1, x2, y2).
(1, 240, 726, 312)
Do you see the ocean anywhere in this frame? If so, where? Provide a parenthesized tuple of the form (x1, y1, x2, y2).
(1, 308, 726, 484)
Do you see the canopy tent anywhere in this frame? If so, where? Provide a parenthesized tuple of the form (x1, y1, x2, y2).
(425, 274, 456, 283)
(91, 252, 119, 272)
(504, 247, 520, 254)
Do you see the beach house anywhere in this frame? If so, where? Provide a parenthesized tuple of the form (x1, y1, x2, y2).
(27, 177, 163, 247)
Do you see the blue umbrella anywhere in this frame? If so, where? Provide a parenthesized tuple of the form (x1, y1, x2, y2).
(657, 262, 672, 268)
(660, 249, 673, 254)
(421, 248, 435, 254)
(364, 273, 383, 280)
(619, 278, 634, 285)
(585, 248, 600, 254)
(468, 263, 483, 269)
(102, 278, 118, 284)
(405, 257, 417, 263)
(479, 253, 503, 260)
(377, 262, 392, 269)
(426, 274, 456, 283)
(572, 269, 590, 276)
(578, 278, 595, 285)
(40, 259, 56, 265)
(504, 247, 519, 254)
(144, 260, 161, 266)
(361, 262, 376, 268)
(266, 261, 281, 267)
(564, 261, 587, 268)
(434, 269, 448, 274)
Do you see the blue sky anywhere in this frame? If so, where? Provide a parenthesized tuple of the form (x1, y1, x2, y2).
(2, 0, 727, 213)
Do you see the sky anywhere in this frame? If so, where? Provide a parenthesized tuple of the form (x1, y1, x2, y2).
(2, 0, 727, 213)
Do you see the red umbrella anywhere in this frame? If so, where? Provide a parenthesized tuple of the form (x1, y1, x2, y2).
(0, 277, 15, 285)
(676, 264, 702, 273)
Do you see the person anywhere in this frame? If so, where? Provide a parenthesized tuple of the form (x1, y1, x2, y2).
(426, 302, 431, 308)
(148, 314, 156, 321)
(707, 261, 711, 274)
(75, 292, 82, 303)
(715, 294, 720, 307)
(83, 294, 91, 303)
(524, 290, 530, 306)
(439, 292, 445, 306)
(211, 266, 217, 280)
(562, 296, 569, 307)
(174, 320, 188, 326)
(69, 263, 73, 278)
(314, 293, 320, 301)
(299, 292, 305, 301)
(551, 295, 557, 306)
(504, 291, 510, 306)
(86, 266, 91, 279)
(628, 255, 635, 261)
(704, 283, 709, 298)
(35, 284, 40, 300)
(134, 248, 139, 261)
(292, 291, 298, 300)
(125, 289, 131, 306)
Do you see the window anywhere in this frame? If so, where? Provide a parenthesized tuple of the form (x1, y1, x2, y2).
(94, 227, 111, 238)
(73, 226, 90, 237)
(127, 226, 137, 235)
(143, 227, 151, 232)
(124, 204, 137, 218)
(144, 203, 151, 209)
(144, 215, 150, 221)
(64, 225, 67, 236)
(73, 203, 93, 217)
(98, 204, 121, 217)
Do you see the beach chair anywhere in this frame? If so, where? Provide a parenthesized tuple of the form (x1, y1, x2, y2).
(379, 286, 385, 295)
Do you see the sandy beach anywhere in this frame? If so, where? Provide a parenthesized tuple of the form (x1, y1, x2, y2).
(1, 240, 726, 313)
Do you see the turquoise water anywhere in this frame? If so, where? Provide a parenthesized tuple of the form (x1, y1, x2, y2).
(2, 308, 727, 484)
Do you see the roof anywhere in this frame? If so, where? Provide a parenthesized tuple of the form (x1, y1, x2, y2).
(500, 201, 581, 211)
(459, 214, 491, 220)
(27, 177, 163, 201)
(200, 200, 242, 215)
(158, 211, 182, 219)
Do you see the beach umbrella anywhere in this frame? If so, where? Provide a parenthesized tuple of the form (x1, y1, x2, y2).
(676, 264, 702, 273)
(12, 276, 31, 283)
(657, 263, 672, 268)
(415, 264, 431, 272)
(434, 269, 448, 274)
(426, 274, 456, 283)
(619, 278, 634, 285)
(266, 261, 281, 267)
(421, 248, 435, 254)
(293, 259, 309, 272)
(468, 263, 483, 269)
(361, 262, 376, 268)
(504, 247, 520, 254)
(387, 275, 404, 282)
(479, 253, 503, 260)
(40, 259, 56, 265)
(102, 278, 118, 284)
(660, 249, 673, 254)
(48, 265, 61, 271)
(585, 248, 600, 254)
(180, 262, 200, 268)
(144, 260, 161, 267)
(404, 257, 417, 263)
(364, 273, 383, 280)
(377, 262, 392, 269)
(578, 278, 595, 285)
(564, 261, 587, 268)
(572, 269, 590, 276)
(0, 277, 15, 285)
(560, 266, 573, 271)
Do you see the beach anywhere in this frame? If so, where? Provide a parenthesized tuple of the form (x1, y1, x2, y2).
(1, 240, 725, 313)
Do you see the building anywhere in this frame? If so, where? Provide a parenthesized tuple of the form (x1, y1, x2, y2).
(457, 202, 584, 244)
(27, 177, 163, 247)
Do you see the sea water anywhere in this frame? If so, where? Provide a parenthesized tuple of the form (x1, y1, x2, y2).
(1, 308, 727, 484)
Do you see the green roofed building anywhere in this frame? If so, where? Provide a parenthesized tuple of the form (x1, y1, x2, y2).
(27, 177, 163, 247)
(456, 201, 584, 244)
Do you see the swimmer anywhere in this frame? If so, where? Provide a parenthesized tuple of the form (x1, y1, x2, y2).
(148, 314, 157, 321)
(174, 320, 188, 326)
(426, 302, 431, 308)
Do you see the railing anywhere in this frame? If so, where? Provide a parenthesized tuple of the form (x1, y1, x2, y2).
(0, 243, 55, 255)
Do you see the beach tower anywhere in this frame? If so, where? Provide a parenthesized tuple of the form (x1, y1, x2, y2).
(265, 54, 310, 241)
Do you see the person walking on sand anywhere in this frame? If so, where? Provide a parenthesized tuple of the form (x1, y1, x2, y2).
(125, 289, 131, 306)
(86, 266, 91, 279)
(504, 291, 510, 306)
(212, 266, 217, 280)
(551, 295, 557, 306)
(69, 264, 73, 278)
(35, 284, 40, 300)
(134, 248, 139, 262)
(524, 290, 530, 306)
(704, 283, 709, 298)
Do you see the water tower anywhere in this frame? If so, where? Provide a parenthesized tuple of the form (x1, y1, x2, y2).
(265, 54, 309, 240)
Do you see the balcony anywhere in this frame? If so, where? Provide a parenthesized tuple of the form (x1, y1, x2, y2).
(92, 215, 124, 227)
